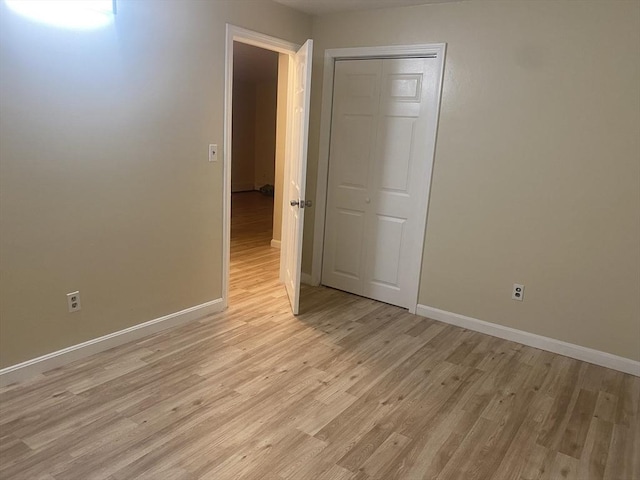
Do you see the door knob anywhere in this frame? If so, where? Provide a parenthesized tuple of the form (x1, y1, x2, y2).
(365, 197, 371, 204)
(290, 199, 313, 208)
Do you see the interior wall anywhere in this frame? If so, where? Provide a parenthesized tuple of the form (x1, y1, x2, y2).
(0, 0, 311, 368)
(232, 79, 257, 192)
(273, 54, 289, 243)
(231, 43, 277, 194)
(254, 80, 278, 190)
(306, 0, 640, 361)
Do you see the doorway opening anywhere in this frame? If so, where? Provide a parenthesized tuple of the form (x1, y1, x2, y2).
(230, 41, 288, 304)
(223, 25, 313, 314)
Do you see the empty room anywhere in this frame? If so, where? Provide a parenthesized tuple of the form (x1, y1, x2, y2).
(0, 1, 638, 479)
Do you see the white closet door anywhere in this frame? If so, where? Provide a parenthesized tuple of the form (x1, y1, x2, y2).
(321, 59, 382, 295)
(322, 57, 438, 309)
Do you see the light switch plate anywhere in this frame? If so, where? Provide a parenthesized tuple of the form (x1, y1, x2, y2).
(208, 144, 217, 162)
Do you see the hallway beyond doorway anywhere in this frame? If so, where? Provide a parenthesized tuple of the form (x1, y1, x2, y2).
(230, 191, 282, 305)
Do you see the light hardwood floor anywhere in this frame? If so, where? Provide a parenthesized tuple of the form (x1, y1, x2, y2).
(1, 191, 638, 479)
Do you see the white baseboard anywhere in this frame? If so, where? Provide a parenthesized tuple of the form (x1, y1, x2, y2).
(0, 298, 224, 387)
(301, 272, 312, 286)
(270, 239, 281, 249)
(416, 305, 640, 377)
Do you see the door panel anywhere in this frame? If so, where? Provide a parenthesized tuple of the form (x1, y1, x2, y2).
(378, 116, 416, 193)
(335, 115, 374, 189)
(370, 215, 405, 287)
(323, 57, 438, 309)
(281, 39, 312, 315)
(332, 209, 366, 279)
(321, 60, 381, 294)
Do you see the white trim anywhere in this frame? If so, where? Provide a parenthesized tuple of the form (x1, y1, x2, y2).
(0, 299, 224, 387)
(270, 239, 281, 249)
(416, 305, 640, 377)
(224, 24, 301, 310)
(301, 272, 313, 286)
(311, 43, 447, 313)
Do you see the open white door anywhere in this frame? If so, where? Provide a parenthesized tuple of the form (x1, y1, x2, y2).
(281, 39, 313, 315)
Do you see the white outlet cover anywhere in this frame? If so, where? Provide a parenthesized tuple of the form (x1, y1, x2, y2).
(67, 291, 82, 312)
(512, 284, 525, 301)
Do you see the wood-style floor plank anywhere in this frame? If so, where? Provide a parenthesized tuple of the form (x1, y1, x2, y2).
(1, 191, 638, 479)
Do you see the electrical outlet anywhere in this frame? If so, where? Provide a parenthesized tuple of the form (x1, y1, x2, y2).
(208, 144, 217, 162)
(67, 291, 81, 312)
(512, 284, 524, 301)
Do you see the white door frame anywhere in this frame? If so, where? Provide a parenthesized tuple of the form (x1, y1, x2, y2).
(310, 43, 447, 314)
(223, 25, 300, 308)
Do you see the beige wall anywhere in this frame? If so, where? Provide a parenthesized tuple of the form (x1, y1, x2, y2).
(306, 0, 640, 361)
(0, 0, 311, 368)
(254, 80, 278, 190)
(232, 79, 257, 192)
(232, 78, 277, 193)
(273, 54, 290, 243)
(2, 0, 638, 369)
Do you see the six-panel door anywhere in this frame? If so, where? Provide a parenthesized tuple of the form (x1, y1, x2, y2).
(322, 57, 437, 309)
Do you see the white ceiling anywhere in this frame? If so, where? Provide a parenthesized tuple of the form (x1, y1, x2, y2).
(273, 0, 462, 16)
